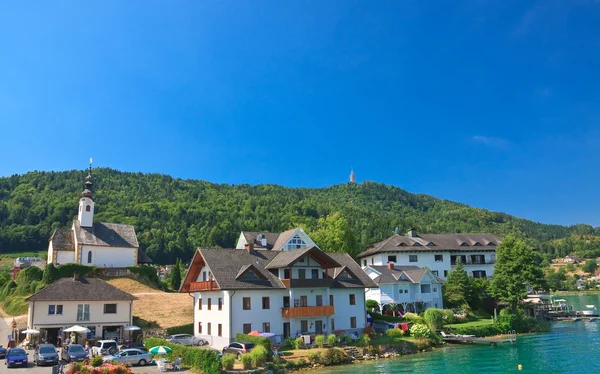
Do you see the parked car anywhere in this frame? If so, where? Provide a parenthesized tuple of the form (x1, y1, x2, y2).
(119, 342, 148, 352)
(5, 348, 28, 368)
(165, 334, 207, 346)
(222, 342, 255, 359)
(34, 344, 59, 366)
(61, 344, 89, 363)
(0, 345, 6, 359)
(91, 340, 119, 356)
(102, 348, 152, 366)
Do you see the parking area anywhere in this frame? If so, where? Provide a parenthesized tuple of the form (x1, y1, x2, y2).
(0, 360, 193, 373)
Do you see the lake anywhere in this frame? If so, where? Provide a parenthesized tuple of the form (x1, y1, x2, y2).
(318, 295, 600, 374)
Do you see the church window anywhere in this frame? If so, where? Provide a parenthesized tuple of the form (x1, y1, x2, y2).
(87, 251, 92, 264)
(86, 205, 91, 212)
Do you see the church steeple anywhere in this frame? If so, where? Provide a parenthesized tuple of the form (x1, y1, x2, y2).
(78, 158, 95, 228)
(349, 168, 356, 183)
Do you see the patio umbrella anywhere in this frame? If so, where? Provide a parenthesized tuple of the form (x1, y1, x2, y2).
(124, 325, 141, 342)
(63, 325, 91, 333)
(21, 329, 40, 335)
(248, 331, 262, 336)
(258, 332, 275, 338)
(149, 346, 172, 355)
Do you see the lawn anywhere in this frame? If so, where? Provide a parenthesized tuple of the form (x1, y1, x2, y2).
(0, 251, 47, 268)
(445, 318, 494, 329)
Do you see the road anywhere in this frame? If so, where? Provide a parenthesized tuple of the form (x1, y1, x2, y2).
(0, 317, 190, 373)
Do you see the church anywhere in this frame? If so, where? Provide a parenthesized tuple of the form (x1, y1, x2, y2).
(47, 165, 152, 268)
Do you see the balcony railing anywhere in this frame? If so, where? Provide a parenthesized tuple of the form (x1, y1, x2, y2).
(189, 280, 219, 292)
(451, 259, 495, 265)
(280, 278, 335, 288)
(281, 305, 335, 318)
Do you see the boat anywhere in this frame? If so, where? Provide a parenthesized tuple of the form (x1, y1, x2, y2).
(582, 305, 597, 316)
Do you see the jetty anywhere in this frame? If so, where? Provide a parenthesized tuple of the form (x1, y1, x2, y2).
(442, 331, 517, 346)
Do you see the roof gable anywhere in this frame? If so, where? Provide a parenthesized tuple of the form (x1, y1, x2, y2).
(73, 220, 139, 248)
(27, 277, 135, 302)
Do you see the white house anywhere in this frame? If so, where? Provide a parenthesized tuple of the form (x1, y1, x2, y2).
(235, 228, 317, 251)
(26, 275, 135, 345)
(46, 166, 152, 269)
(180, 244, 377, 348)
(357, 229, 501, 280)
(363, 263, 443, 314)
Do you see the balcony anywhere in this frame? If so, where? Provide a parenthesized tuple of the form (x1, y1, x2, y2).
(451, 260, 495, 265)
(189, 280, 219, 292)
(280, 278, 335, 288)
(281, 305, 335, 318)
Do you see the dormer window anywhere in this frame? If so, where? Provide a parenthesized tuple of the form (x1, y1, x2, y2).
(426, 242, 435, 246)
(412, 242, 421, 246)
(398, 243, 408, 247)
(473, 242, 482, 246)
(338, 270, 355, 280)
(287, 235, 307, 250)
(460, 242, 469, 246)
(487, 242, 496, 246)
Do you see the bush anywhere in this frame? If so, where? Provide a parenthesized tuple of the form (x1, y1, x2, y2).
(315, 334, 325, 348)
(91, 355, 104, 367)
(442, 309, 456, 324)
(56, 263, 100, 278)
(359, 333, 371, 347)
(386, 328, 404, 338)
(143, 338, 221, 374)
(2, 295, 28, 316)
(65, 362, 132, 374)
(297, 358, 308, 367)
(235, 333, 272, 350)
(241, 354, 253, 369)
(221, 354, 236, 370)
(307, 351, 322, 364)
(284, 360, 296, 369)
(322, 348, 350, 366)
(42, 263, 60, 285)
(249, 345, 269, 368)
(127, 265, 162, 288)
(166, 323, 193, 336)
(336, 332, 351, 345)
(0, 280, 16, 300)
(409, 324, 431, 338)
(366, 299, 380, 312)
(363, 325, 375, 339)
(327, 334, 337, 346)
(403, 312, 425, 324)
(423, 308, 444, 330)
(293, 337, 304, 349)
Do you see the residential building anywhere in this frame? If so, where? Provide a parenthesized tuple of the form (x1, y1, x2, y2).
(26, 275, 135, 345)
(235, 228, 317, 251)
(357, 229, 501, 280)
(46, 164, 152, 269)
(363, 263, 443, 313)
(180, 244, 377, 348)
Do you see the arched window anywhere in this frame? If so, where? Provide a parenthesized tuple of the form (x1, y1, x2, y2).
(87, 251, 92, 264)
(86, 205, 91, 212)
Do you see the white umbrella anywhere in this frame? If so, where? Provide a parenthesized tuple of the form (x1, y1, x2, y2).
(63, 325, 91, 333)
(21, 329, 40, 335)
(124, 326, 141, 331)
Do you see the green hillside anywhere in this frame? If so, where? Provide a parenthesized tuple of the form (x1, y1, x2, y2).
(0, 168, 595, 264)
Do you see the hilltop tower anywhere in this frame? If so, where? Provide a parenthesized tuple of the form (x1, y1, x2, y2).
(349, 168, 356, 183)
(77, 158, 95, 228)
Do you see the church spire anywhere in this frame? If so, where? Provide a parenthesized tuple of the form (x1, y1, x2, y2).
(78, 158, 95, 228)
(81, 158, 94, 198)
(349, 168, 356, 183)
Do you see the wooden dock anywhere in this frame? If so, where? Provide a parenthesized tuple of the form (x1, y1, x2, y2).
(443, 331, 517, 346)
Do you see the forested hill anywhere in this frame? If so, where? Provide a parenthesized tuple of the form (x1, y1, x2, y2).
(0, 168, 595, 264)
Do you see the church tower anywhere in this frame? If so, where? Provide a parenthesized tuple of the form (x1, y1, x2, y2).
(78, 160, 95, 228)
(349, 168, 356, 183)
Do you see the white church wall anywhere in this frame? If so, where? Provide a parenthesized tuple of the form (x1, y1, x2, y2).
(83, 245, 136, 268)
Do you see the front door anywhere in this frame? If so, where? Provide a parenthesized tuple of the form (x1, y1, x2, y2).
(315, 321, 323, 334)
(283, 323, 290, 339)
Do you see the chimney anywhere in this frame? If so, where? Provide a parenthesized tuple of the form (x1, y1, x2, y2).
(407, 228, 417, 237)
(387, 263, 394, 270)
(261, 238, 267, 247)
(244, 243, 254, 252)
(73, 272, 79, 281)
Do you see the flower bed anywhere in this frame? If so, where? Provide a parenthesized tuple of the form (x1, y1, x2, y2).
(66, 362, 132, 374)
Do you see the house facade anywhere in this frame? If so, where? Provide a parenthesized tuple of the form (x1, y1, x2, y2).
(180, 244, 376, 348)
(46, 165, 152, 268)
(357, 229, 501, 280)
(26, 276, 135, 345)
(235, 228, 317, 251)
(363, 263, 443, 313)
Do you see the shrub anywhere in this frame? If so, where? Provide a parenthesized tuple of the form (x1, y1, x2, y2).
(315, 334, 325, 348)
(423, 308, 444, 330)
(359, 333, 371, 347)
(308, 351, 322, 364)
(90, 355, 104, 367)
(327, 334, 337, 346)
(413, 338, 432, 351)
(56, 263, 100, 278)
(403, 312, 425, 324)
(366, 299, 380, 312)
(143, 338, 221, 374)
(386, 328, 404, 338)
(409, 324, 431, 338)
(3, 295, 28, 316)
(363, 325, 375, 339)
(166, 323, 193, 335)
(293, 337, 305, 349)
(442, 309, 456, 324)
(0, 280, 16, 299)
(297, 358, 308, 367)
(221, 354, 236, 370)
(249, 345, 269, 368)
(235, 333, 272, 350)
(127, 265, 162, 288)
(241, 354, 253, 369)
(42, 263, 60, 285)
(322, 348, 350, 366)
(336, 332, 351, 345)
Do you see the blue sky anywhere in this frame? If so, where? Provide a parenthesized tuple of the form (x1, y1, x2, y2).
(1, 1, 600, 226)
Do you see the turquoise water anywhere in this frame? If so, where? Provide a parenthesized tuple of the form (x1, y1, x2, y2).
(318, 295, 600, 374)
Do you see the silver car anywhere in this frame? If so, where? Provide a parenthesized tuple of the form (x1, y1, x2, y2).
(102, 349, 152, 366)
(166, 334, 207, 346)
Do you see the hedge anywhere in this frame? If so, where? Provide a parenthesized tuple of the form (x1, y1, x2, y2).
(127, 265, 162, 288)
(56, 263, 101, 278)
(144, 338, 221, 374)
(235, 333, 272, 350)
(166, 323, 194, 336)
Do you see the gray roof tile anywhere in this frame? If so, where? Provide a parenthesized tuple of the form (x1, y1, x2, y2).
(74, 220, 139, 248)
(27, 277, 135, 302)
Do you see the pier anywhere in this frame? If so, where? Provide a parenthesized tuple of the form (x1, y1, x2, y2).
(442, 331, 517, 346)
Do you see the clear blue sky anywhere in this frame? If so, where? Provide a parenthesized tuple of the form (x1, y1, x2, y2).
(1, 1, 599, 226)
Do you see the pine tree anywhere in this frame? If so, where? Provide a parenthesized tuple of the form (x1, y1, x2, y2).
(443, 260, 471, 308)
(170, 260, 182, 291)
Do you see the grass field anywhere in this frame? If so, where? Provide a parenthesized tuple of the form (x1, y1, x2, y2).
(0, 251, 47, 268)
(445, 318, 494, 328)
